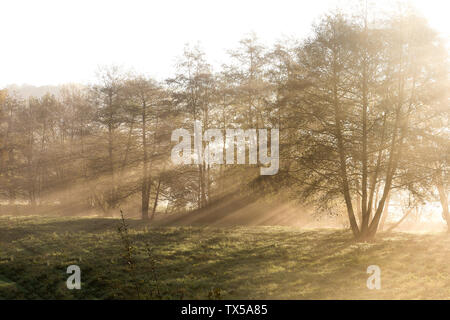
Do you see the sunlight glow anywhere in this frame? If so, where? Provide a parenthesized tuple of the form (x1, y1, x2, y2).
(0, 0, 448, 86)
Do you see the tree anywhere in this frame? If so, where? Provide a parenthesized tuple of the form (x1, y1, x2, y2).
(125, 76, 166, 220)
(283, 12, 448, 240)
(167, 45, 217, 209)
(91, 66, 128, 214)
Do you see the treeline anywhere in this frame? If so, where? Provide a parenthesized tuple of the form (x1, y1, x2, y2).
(0, 10, 448, 239)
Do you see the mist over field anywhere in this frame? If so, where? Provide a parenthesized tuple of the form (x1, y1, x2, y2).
(0, 0, 448, 300)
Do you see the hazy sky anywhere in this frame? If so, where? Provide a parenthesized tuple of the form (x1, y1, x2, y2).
(1, 0, 448, 87)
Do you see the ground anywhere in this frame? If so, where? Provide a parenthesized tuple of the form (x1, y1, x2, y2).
(0, 216, 449, 299)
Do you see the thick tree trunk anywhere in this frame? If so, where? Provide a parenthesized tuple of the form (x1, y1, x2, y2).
(332, 87, 359, 236)
(366, 86, 409, 240)
(335, 110, 359, 236)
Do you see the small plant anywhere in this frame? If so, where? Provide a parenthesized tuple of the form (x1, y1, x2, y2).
(117, 209, 166, 299)
(144, 242, 162, 299)
(117, 209, 141, 299)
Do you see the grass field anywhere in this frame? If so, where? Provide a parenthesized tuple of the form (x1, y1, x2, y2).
(0, 216, 449, 299)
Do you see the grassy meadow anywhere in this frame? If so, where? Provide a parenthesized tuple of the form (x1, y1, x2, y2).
(0, 216, 449, 300)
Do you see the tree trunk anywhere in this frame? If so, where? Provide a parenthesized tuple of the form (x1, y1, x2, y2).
(436, 180, 449, 232)
(355, 180, 362, 226)
(332, 72, 359, 237)
(142, 179, 151, 221)
(379, 193, 391, 232)
(141, 100, 150, 221)
(151, 178, 162, 221)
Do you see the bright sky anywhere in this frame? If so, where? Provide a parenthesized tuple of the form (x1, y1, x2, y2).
(1, 0, 448, 87)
